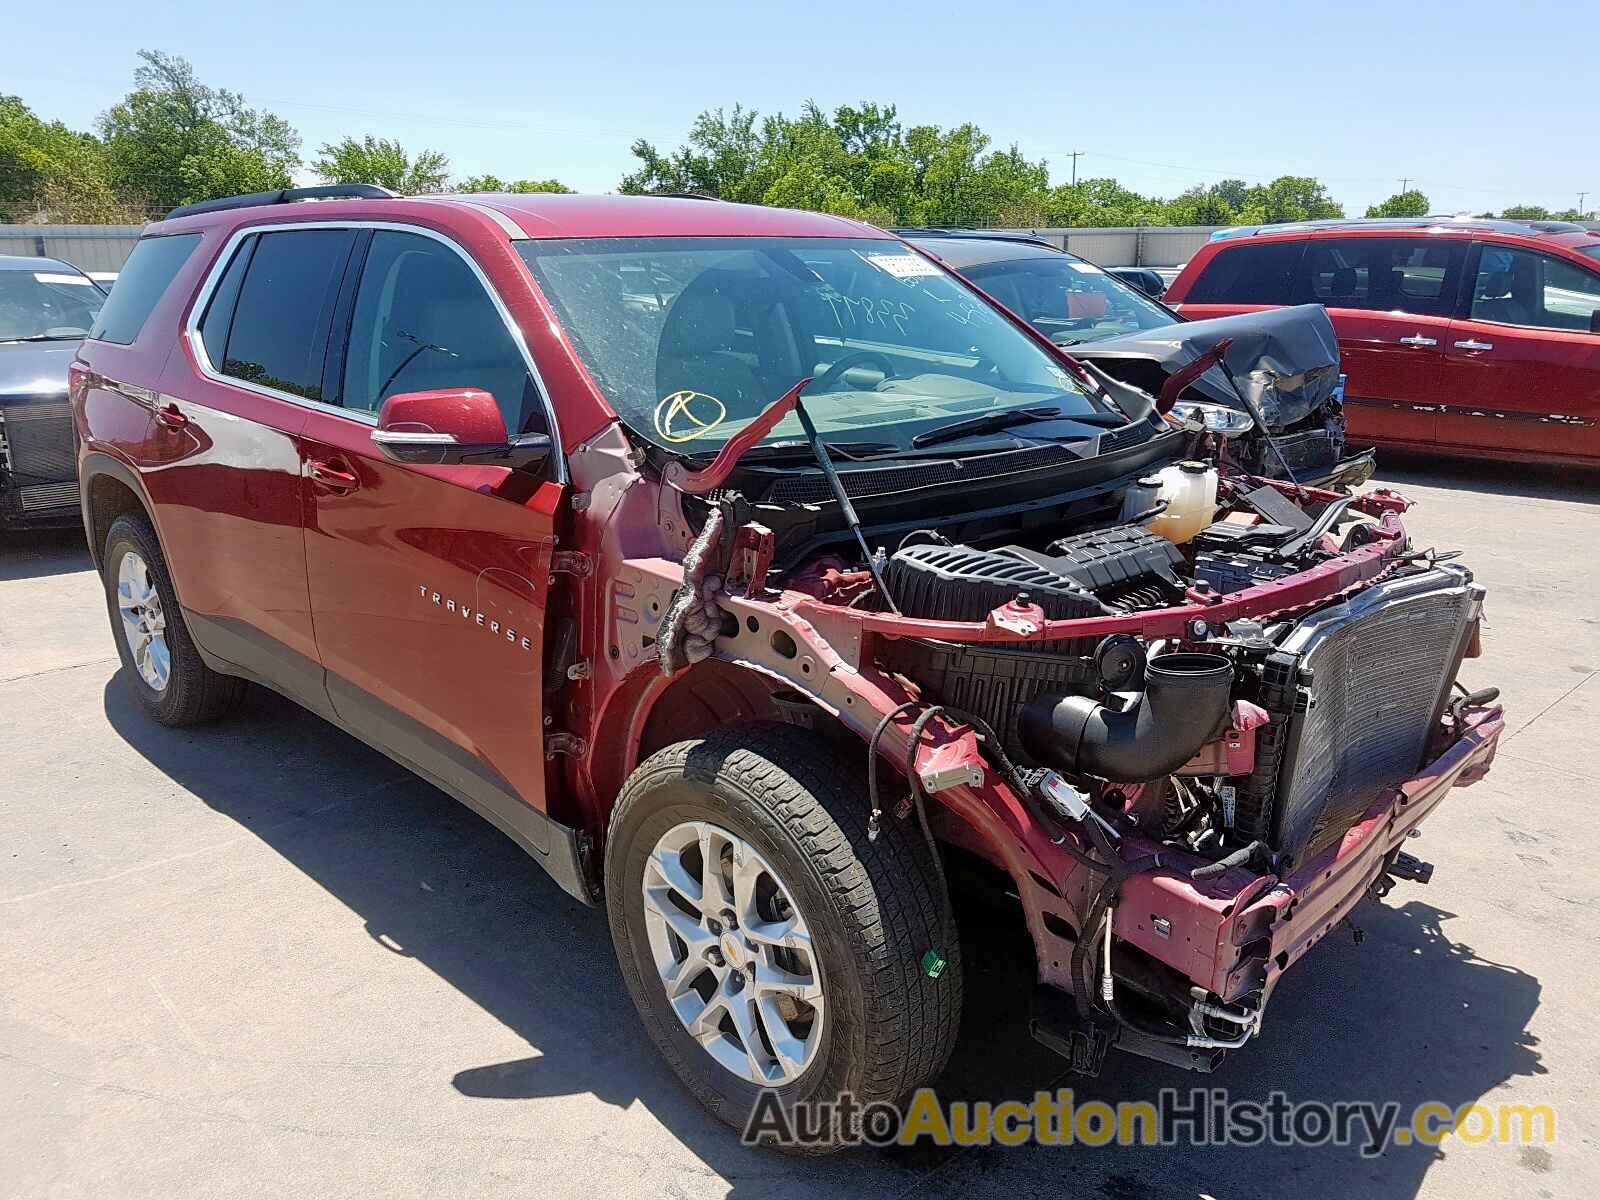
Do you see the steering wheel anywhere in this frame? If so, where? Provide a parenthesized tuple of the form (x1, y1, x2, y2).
(811, 350, 896, 393)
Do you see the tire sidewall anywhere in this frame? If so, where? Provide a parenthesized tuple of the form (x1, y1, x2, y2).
(102, 518, 179, 720)
(606, 760, 872, 1134)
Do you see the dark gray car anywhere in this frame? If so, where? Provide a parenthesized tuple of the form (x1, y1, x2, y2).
(900, 231, 1375, 489)
(0, 255, 106, 527)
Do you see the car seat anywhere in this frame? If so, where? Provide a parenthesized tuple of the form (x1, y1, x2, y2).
(655, 277, 762, 409)
(1327, 266, 1360, 300)
(376, 252, 539, 430)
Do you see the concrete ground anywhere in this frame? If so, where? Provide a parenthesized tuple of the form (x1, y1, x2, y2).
(2, 457, 1596, 1199)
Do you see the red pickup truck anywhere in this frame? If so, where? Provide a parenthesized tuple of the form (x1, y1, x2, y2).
(72, 187, 1502, 1147)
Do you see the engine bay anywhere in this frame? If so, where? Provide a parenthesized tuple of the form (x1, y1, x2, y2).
(762, 463, 1482, 877)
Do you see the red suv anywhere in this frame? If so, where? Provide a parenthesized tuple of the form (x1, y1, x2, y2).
(1166, 218, 1600, 465)
(72, 187, 1503, 1147)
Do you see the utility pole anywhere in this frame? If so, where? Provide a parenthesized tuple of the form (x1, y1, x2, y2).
(1580, 192, 1589, 219)
(1069, 150, 1084, 187)
(1398, 177, 1412, 194)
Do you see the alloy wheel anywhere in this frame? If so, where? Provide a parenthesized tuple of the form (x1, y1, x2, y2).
(640, 820, 825, 1086)
(117, 550, 170, 693)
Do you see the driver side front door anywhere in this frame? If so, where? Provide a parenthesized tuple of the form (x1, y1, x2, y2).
(299, 226, 565, 852)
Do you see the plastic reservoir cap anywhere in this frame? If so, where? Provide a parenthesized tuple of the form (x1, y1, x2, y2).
(1178, 460, 1210, 474)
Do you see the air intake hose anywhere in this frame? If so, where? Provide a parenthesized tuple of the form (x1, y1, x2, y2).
(1019, 652, 1234, 782)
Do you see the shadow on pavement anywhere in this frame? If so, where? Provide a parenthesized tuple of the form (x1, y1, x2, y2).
(0, 526, 91, 581)
(1374, 450, 1600, 505)
(104, 673, 1544, 1198)
(922, 890, 1545, 1199)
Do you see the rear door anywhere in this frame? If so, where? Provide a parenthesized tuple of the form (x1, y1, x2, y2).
(298, 226, 565, 836)
(1440, 242, 1600, 461)
(147, 226, 358, 716)
(1296, 236, 1466, 453)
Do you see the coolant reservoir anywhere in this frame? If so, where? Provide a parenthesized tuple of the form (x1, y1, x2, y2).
(1139, 461, 1218, 545)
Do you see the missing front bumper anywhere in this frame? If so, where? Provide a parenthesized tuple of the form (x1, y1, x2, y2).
(1028, 705, 1503, 1073)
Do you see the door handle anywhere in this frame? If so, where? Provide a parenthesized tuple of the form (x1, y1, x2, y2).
(308, 460, 360, 493)
(1398, 335, 1439, 347)
(154, 402, 188, 429)
(1453, 339, 1494, 351)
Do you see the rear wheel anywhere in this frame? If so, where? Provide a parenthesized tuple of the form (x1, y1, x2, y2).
(102, 513, 246, 726)
(605, 722, 961, 1150)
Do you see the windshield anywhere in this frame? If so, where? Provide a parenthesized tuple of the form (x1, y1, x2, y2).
(958, 256, 1176, 347)
(516, 237, 1107, 453)
(0, 268, 105, 342)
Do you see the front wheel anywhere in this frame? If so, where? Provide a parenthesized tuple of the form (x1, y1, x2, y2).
(604, 722, 961, 1150)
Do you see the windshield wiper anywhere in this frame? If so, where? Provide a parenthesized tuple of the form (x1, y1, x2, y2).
(2, 333, 85, 344)
(910, 404, 1136, 449)
(911, 405, 1063, 448)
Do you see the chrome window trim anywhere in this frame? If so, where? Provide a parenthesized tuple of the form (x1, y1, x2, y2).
(405, 195, 527, 238)
(181, 219, 566, 481)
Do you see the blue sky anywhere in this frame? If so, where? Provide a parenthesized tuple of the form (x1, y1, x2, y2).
(8, 0, 1597, 217)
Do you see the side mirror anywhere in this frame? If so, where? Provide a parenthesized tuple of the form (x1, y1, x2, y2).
(371, 388, 551, 469)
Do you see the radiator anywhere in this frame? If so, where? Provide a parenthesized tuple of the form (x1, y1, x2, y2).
(0, 400, 76, 484)
(1269, 565, 1483, 868)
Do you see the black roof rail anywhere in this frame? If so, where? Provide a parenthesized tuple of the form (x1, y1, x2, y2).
(891, 226, 1062, 252)
(163, 184, 400, 222)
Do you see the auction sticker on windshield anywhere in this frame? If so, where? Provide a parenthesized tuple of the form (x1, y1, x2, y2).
(863, 252, 942, 279)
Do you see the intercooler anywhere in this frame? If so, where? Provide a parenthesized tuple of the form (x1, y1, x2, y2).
(1263, 565, 1484, 868)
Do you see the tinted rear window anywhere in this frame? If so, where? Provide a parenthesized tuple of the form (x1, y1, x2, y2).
(219, 229, 355, 400)
(198, 236, 257, 370)
(88, 233, 200, 345)
(1302, 237, 1464, 316)
(1184, 240, 1304, 304)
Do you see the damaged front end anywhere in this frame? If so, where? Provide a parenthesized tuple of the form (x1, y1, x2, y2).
(1072, 304, 1377, 490)
(593, 421, 1501, 1076)
(534, 238, 1502, 1079)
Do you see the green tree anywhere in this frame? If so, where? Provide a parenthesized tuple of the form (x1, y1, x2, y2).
(1366, 189, 1430, 218)
(98, 50, 300, 209)
(1, 96, 139, 222)
(1164, 183, 1238, 225)
(314, 136, 448, 194)
(1500, 204, 1551, 220)
(621, 104, 763, 199)
(621, 101, 1052, 228)
(620, 102, 1350, 230)
(1235, 176, 1344, 224)
(456, 174, 573, 193)
(1044, 177, 1166, 226)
